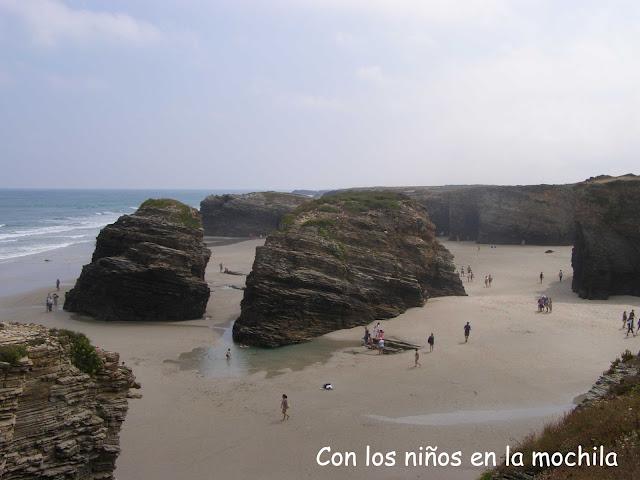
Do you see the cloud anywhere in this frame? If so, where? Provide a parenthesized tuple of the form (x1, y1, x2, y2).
(355, 65, 385, 83)
(284, 0, 510, 25)
(0, 0, 162, 47)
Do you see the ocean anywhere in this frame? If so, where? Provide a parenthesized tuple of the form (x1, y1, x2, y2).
(0, 189, 247, 262)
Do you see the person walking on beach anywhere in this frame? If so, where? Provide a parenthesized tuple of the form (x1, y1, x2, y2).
(56, 278, 60, 291)
(484, 275, 489, 288)
(622, 311, 628, 329)
(225, 348, 231, 361)
(558, 270, 563, 282)
(488, 274, 493, 287)
(427, 333, 435, 352)
(281, 394, 290, 421)
(539, 272, 544, 284)
(414, 349, 421, 367)
(378, 333, 385, 355)
(627, 315, 635, 337)
(464, 322, 471, 343)
(219, 262, 223, 273)
(45, 295, 53, 312)
(630, 310, 637, 336)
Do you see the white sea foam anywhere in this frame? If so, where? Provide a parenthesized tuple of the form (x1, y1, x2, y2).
(0, 241, 87, 262)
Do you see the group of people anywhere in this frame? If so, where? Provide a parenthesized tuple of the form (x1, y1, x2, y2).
(537, 295, 553, 313)
(459, 265, 474, 282)
(362, 322, 385, 354)
(623, 310, 637, 337)
(484, 274, 493, 288)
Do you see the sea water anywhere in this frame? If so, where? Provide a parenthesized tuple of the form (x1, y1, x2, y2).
(0, 189, 246, 262)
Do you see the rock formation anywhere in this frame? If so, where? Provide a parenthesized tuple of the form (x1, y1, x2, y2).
(64, 199, 211, 321)
(329, 184, 577, 245)
(0, 322, 139, 479)
(233, 191, 465, 347)
(199, 191, 311, 237)
(571, 175, 640, 299)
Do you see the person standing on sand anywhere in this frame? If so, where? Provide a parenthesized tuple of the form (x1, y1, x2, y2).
(558, 270, 563, 282)
(56, 278, 60, 291)
(225, 348, 231, 361)
(281, 394, 290, 421)
(464, 322, 471, 343)
(488, 274, 493, 287)
(52, 293, 59, 309)
(219, 262, 223, 273)
(484, 275, 489, 288)
(622, 311, 628, 329)
(373, 322, 381, 339)
(539, 272, 544, 284)
(627, 315, 635, 337)
(414, 349, 421, 367)
(548, 298, 553, 313)
(427, 333, 435, 352)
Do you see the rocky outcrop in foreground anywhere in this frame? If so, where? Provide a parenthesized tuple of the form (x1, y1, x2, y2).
(233, 191, 465, 347)
(200, 191, 310, 236)
(571, 175, 640, 299)
(64, 199, 211, 321)
(0, 322, 139, 480)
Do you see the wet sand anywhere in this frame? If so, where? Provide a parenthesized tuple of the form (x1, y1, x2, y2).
(1, 240, 639, 479)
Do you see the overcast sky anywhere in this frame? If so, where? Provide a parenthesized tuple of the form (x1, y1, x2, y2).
(0, 0, 639, 190)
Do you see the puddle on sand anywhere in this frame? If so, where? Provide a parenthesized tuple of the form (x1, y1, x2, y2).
(368, 404, 573, 426)
(164, 324, 355, 379)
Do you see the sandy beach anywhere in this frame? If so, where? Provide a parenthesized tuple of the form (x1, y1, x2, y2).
(1, 239, 639, 480)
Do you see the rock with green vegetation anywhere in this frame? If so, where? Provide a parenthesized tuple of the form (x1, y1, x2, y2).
(571, 175, 640, 299)
(64, 198, 211, 321)
(486, 350, 640, 480)
(199, 191, 311, 236)
(328, 184, 577, 245)
(233, 191, 465, 347)
(0, 322, 140, 480)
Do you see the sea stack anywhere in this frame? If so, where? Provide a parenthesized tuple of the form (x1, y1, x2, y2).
(64, 199, 211, 321)
(199, 191, 310, 237)
(233, 191, 465, 347)
(571, 175, 640, 299)
(0, 322, 139, 479)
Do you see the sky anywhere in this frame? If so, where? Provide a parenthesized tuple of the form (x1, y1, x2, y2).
(0, 0, 639, 190)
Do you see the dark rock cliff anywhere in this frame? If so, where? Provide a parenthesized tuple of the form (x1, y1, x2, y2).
(328, 184, 577, 245)
(571, 175, 640, 299)
(199, 191, 310, 237)
(64, 199, 211, 321)
(0, 322, 139, 480)
(233, 191, 465, 347)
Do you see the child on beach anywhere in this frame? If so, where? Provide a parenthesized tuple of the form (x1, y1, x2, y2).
(414, 349, 421, 367)
(281, 394, 290, 421)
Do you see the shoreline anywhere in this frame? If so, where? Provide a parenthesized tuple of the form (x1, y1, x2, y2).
(1, 240, 639, 479)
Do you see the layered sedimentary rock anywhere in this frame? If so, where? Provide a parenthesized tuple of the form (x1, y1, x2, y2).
(233, 192, 465, 347)
(0, 322, 139, 480)
(199, 191, 310, 236)
(571, 175, 640, 299)
(64, 199, 211, 321)
(329, 184, 577, 244)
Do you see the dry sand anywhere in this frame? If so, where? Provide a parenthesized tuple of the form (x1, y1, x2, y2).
(1, 239, 639, 480)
